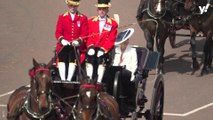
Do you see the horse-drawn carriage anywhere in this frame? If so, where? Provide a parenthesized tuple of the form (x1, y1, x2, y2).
(137, 0, 213, 76)
(7, 41, 164, 120)
(48, 45, 164, 120)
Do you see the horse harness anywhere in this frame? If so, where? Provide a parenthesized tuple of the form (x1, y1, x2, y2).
(9, 67, 54, 120)
(72, 84, 114, 120)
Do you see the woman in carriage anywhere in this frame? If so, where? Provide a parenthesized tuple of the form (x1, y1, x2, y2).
(112, 28, 148, 115)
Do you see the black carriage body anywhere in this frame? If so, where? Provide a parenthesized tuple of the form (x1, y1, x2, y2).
(49, 46, 164, 120)
(102, 46, 164, 119)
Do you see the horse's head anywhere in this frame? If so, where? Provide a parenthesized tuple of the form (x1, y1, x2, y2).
(149, 0, 167, 18)
(29, 58, 53, 113)
(75, 79, 98, 120)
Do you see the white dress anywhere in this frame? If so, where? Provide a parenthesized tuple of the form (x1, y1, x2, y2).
(113, 46, 138, 81)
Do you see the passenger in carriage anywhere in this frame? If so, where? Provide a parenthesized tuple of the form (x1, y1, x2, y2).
(113, 28, 148, 111)
(113, 28, 138, 81)
(85, 0, 118, 83)
(55, 0, 88, 81)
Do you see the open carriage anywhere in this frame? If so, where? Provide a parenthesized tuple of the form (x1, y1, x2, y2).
(7, 45, 164, 120)
(49, 45, 164, 120)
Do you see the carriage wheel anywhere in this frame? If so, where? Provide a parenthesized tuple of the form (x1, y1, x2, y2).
(150, 74, 164, 120)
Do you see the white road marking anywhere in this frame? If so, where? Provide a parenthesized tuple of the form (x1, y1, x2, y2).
(0, 91, 14, 98)
(0, 84, 30, 98)
(0, 87, 212, 118)
(0, 105, 7, 107)
(164, 102, 213, 117)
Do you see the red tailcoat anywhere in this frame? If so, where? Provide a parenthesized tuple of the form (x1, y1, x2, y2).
(86, 16, 118, 52)
(55, 11, 88, 53)
(55, 11, 88, 63)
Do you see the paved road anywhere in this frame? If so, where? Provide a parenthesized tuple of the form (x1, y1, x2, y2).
(0, 0, 213, 120)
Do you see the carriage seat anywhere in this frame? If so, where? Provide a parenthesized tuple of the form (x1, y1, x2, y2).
(110, 46, 151, 82)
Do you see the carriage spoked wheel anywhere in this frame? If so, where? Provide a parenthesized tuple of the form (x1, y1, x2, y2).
(149, 74, 164, 120)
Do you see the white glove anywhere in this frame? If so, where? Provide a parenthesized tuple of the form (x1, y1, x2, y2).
(61, 39, 70, 46)
(97, 50, 104, 57)
(72, 40, 80, 46)
(87, 48, 95, 56)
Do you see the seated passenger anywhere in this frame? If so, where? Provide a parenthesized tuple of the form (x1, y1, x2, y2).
(112, 28, 137, 113)
(113, 28, 148, 112)
(113, 28, 137, 81)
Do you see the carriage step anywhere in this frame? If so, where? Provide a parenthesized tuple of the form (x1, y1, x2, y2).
(52, 81, 80, 84)
(132, 110, 150, 119)
(119, 95, 128, 99)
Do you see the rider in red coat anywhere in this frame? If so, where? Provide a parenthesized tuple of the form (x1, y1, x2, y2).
(86, 0, 118, 83)
(86, 16, 118, 53)
(55, 0, 88, 81)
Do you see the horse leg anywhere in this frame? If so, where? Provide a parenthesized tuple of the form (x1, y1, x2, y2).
(190, 30, 199, 72)
(201, 35, 213, 75)
(156, 36, 166, 74)
(144, 29, 154, 51)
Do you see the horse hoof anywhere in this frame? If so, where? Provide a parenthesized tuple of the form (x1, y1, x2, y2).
(191, 62, 199, 70)
(207, 64, 212, 69)
(200, 68, 209, 76)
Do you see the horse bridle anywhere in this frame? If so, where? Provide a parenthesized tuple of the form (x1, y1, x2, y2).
(22, 67, 54, 120)
(34, 67, 51, 95)
(72, 84, 99, 120)
(147, 0, 167, 19)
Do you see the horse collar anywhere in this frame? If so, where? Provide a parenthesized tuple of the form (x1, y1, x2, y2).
(22, 89, 53, 120)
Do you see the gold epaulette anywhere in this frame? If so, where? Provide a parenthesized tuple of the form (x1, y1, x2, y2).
(63, 12, 69, 17)
(77, 11, 84, 17)
(106, 17, 112, 24)
(91, 16, 98, 21)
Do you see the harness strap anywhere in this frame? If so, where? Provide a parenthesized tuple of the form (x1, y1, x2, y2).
(29, 68, 50, 78)
(80, 84, 96, 88)
(23, 92, 54, 120)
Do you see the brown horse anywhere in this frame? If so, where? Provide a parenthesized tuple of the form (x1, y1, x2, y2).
(184, 0, 213, 75)
(7, 58, 56, 120)
(137, 0, 173, 74)
(72, 79, 120, 120)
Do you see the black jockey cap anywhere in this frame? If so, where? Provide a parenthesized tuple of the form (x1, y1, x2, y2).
(95, 0, 111, 7)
